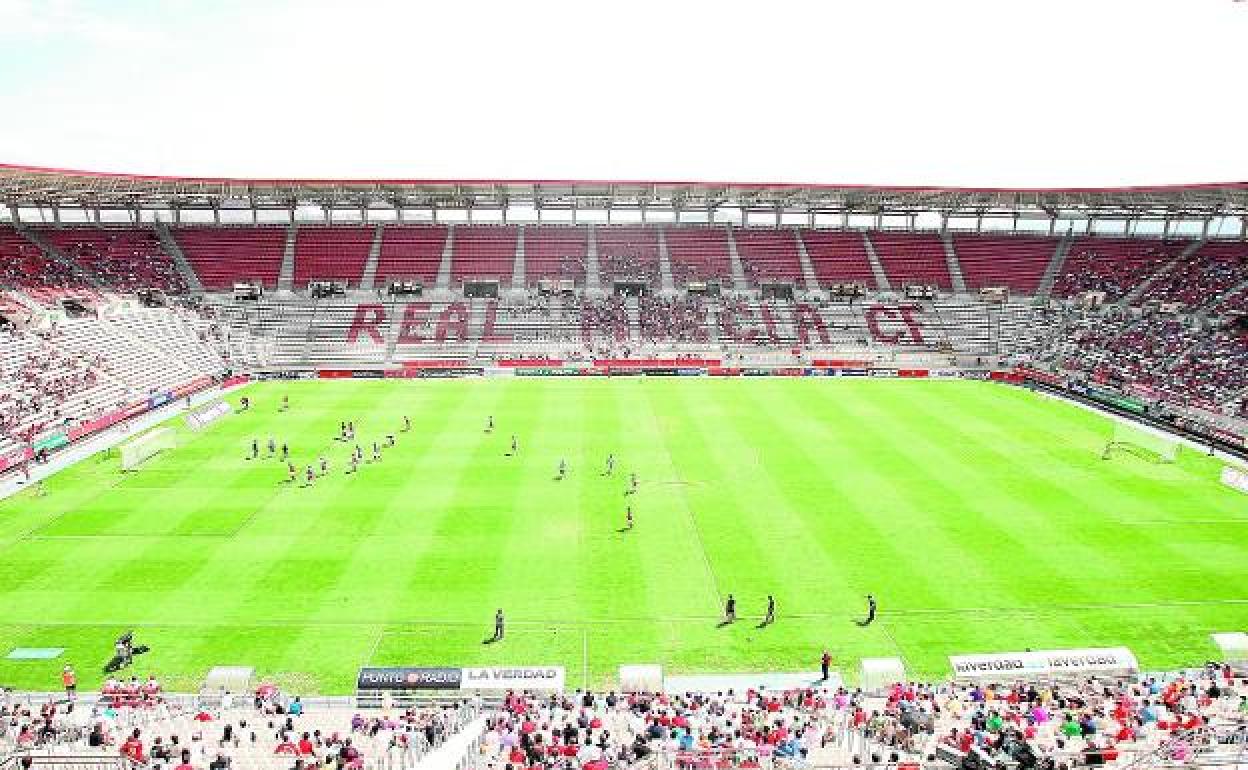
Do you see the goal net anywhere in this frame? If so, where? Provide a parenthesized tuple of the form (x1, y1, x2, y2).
(1103, 421, 1178, 463)
(119, 427, 175, 471)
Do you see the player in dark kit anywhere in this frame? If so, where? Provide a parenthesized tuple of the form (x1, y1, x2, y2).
(486, 415, 494, 433)
(723, 594, 736, 624)
(763, 595, 776, 626)
(557, 459, 567, 480)
(402, 416, 411, 432)
(625, 506, 633, 530)
(605, 454, 615, 476)
(281, 443, 289, 461)
(856, 594, 877, 626)
(509, 435, 518, 455)
(250, 439, 258, 460)
(490, 608, 505, 642)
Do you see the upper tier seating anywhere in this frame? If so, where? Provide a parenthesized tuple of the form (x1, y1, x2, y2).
(374, 225, 447, 286)
(1138, 240, 1248, 308)
(868, 232, 952, 288)
(734, 228, 803, 286)
(174, 227, 287, 290)
(665, 227, 733, 286)
(1050, 237, 1184, 301)
(38, 228, 186, 293)
(450, 226, 518, 285)
(524, 226, 587, 285)
(597, 226, 660, 288)
(799, 230, 876, 288)
(292, 226, 374, 287)
(953, 234, 1056, 294)
(0, 226, 96, 305)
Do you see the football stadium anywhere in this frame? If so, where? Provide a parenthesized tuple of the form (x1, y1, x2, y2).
(3, 3, 1248, 770)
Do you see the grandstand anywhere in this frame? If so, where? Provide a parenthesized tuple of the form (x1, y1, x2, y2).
(1, 168, 1248, 770)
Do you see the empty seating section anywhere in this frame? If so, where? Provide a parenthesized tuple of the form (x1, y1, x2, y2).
(665, 227, 732, 286)
(953, 234, 1055, 293)
(1050, 237, 1182, 300)
(292, 226, 374, 287)
(0, 226, 94, 304)
(734, 229, 803, 285)
(174, 227, 286, 290)
(451, 226, 518, 284)
(39, 227, 185, 293)
(1139, 240, 1248, 308)
(868, 232, 951, 288)
(525, 226, 587, 285)
(799, 230, 876, 288)
(375, 225, 446, 286)
(596, 226, 659, 287)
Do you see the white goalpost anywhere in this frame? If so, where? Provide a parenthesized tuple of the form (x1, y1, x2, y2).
(119, 427, 175, 471)
(1102, 421, 1179, 464)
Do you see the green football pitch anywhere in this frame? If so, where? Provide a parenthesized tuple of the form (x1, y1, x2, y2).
(1, 378, 1245, 694)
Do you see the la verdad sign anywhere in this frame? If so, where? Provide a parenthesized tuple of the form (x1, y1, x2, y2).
(356, 666, 565, 691)
(949, 647, 1138, 681)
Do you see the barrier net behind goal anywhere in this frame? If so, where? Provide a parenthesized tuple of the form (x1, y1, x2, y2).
(1104, 421, 1178, 463)
(119, 427, 175, 471)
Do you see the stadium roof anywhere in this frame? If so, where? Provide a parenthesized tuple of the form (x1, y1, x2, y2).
(2, 164, 1246, 234)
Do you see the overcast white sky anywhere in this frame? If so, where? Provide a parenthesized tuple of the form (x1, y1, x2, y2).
(0, 0, 1245, 187)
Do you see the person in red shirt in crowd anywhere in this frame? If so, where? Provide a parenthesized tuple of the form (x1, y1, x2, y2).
(120, 729, 145, 764)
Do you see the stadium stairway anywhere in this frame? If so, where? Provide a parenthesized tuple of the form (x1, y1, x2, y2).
(584, 224, 601, 292)
(655, 227, 675, 292)
(358, 223, 385, 291)
(861, 232, 891, 290)
(277, 224, 297, 292)
(793, 228, 820, 292)
(153, 222, 205, 293)
(1034, 234, 1071, 299)
(436, 225, 455, 290)
(1120, 238, 1205, 306)
(511, 224, 526, 290)
(723, 224, 749, 291)
(940, 232, 969, 294)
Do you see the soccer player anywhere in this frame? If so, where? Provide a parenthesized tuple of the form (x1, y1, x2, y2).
(486, 415, 494, 433)
(250, 439, 259, 460)
(281, 443, 289, 461)
(856, 594, 877, 627)
(557, 459, 567, 480)
(820, 650, 832, 682)
(338, 422, 347, 441)
(625, 506, 634, 530)
(628, 472, 638, 495)
(268, 437, 276, 456)
(510, 435, 518, 455)
(319, 456, 328, 476)
(372, 442, 381, 462)
(763, 595, 776, 626)
(386, 434, 395, 448)
(723, 594, 736, 624)
(286, 462, 296, 484)
(605, 453, 615, 476)
(304, 465, 315, 487)
(347, 453, 358, 475)
(491, 608, 505, 642)
(402, 415, 411, 432)
(348, 421, 356, 440)
(280, 395, 289, 412)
